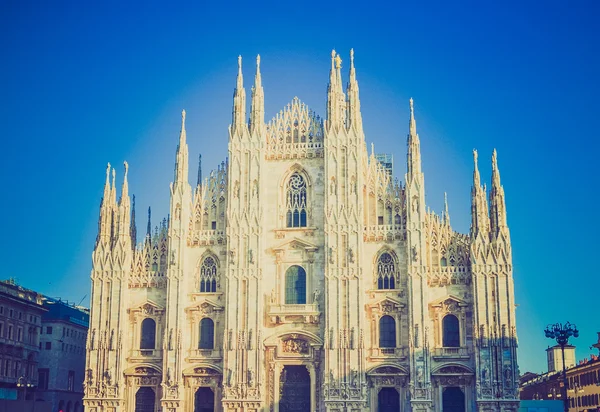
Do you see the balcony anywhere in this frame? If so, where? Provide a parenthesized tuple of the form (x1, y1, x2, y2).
(368, 347, 408, 360)
(128, 349, 163, 362)
(363, 224, 405, 242)
(268, 303, 320, 325)
(188, 348, 223, 362)
(432, 347, 470, 360)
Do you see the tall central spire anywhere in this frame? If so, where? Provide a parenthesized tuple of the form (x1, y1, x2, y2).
(326, 49, 346, 131)
(346, 49, 362, 131)
(471, 149, 490, 238)
(406, 98, 422, 181)
(489, 149, 508, 236)
(174, 109, 189, 185)
(250, 54, 264, 135)
(232, 55, 247, 133)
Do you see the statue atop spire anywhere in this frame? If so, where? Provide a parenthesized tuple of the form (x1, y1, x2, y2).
(489, 148, 507, 236)
(444, 192, 450, 226)
(346, 48, 362, 131)
(197, 154, 203, 187)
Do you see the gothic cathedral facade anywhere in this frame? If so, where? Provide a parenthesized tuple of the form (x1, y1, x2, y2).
(84, 50, 519, 412)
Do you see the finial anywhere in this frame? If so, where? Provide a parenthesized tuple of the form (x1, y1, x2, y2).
(238, 55, 242, 70)
(124, 161, 129, 178)
(371, 142, 375, 156)
(492, 148, 498, 169)
(473, 149, 479, 166)
(112, 167, 116, 187)
(409, 98, 414, 116)
(197, 154, 203, 186)
(182, 109, 186, 122)
(105, 162, 111, 183)
(256, 54, 260, 69)
(331, 49, 336, 69)
(350, 48, 354, 67)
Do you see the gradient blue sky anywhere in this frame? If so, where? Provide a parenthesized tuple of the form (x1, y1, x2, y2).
(1, 1, 598, 374)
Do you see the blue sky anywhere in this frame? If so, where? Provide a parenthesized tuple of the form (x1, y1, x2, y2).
(0, 1, 598, 374)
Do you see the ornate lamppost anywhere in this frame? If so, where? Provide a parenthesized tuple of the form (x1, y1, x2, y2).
(17, 375, 34, 401)
(544, 322, 579, 412)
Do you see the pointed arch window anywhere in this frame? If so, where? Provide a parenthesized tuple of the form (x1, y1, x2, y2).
(199, 256, 217, 292)
(379, 315, 396, 348)
(442, 314, 460, 347)
(199, 318, 214, 349)
(140, 318, 156, 350)
(377, 252, 396, 290)
(285, 265, 306, 304)
(285, 173, 307, 228)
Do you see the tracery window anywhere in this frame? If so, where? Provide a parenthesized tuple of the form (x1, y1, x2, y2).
(379, 315, 396, 348)
(199, 256, 217, 293)
(198, 318, 214, 349)
(140, 318, 156, 350)
(285, 265, 306, 304)
(442, 314, 460, 347)
(377, 252, 396, 290)
(285, 173, 307, 228)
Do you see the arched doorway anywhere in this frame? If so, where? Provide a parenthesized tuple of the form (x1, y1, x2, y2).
(378, 387, 400, 412)
(135, 387, 156, 412)
(280, 365, 310, 412)
(195, 387, 214, 412)
(442, 386, 465, 412)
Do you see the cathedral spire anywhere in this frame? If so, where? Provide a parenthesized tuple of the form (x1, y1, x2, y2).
(489, 149, 508, 236)
(146, 206, 152, 240)
(232, 55, 247, 133)
(326, 49, 346, 131)
(96, 163, 113, 244)
(197, 154, 203, 187)
(250, 54, 264, 135)
(471, 149, 490, 238)
(406, 98, 422, 182)
(130, 194, 137, 249)
(443, 192, 450, 226)
(174, 110, 189, 185)
(117, 161, 131, 239)
(346, 48, 362, 131)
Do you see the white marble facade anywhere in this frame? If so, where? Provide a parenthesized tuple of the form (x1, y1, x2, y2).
(83, 50, 519, 412)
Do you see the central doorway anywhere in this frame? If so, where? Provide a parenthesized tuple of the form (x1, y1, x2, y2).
(279, 365, 310, 412)
(442, 386, 465, 412)
(378, 387, 400, 412)
(195, 387, 214, 412)
(135, 387, 155, 412)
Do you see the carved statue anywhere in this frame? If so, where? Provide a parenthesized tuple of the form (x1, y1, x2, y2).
(248, 249, 254, 264)
(313, 289, 321, 305)
(248, 369, 255, 387)
(348, 248, 355, 263)
(270, 288, 276, 304)
(351, 369, 358, 387)
(328, 246, 336, 264)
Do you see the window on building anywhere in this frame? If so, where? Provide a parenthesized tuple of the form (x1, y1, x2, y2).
(3, 360, 9, 376)
(379, 315, 396, 348)
(45, 341, 51, 350)
(0, 322, 3, 338)
(198, 318, 214, 350)
(285, 172, 308, 228)
(9, 309, 13, 318)
(442, 314, 460, 347)
(285, 265, 306, 304)
(8, 325, 13, 340)
(441, 257, 448, 267)
(17, 327, 22, 342)
(46, 326, 52, 335)
(140, 318, 156, 350)
(18, 312, 21, 320)
(38, 369, 49, 390)
(377, 252, 396, 289)
(0, 306, 3, 315)
(199, 256, 218, 293)
(68, 370, 75, 391)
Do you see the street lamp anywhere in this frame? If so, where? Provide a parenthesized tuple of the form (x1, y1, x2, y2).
(544, 322, 579, 412)
(16, 376, 34, 401)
